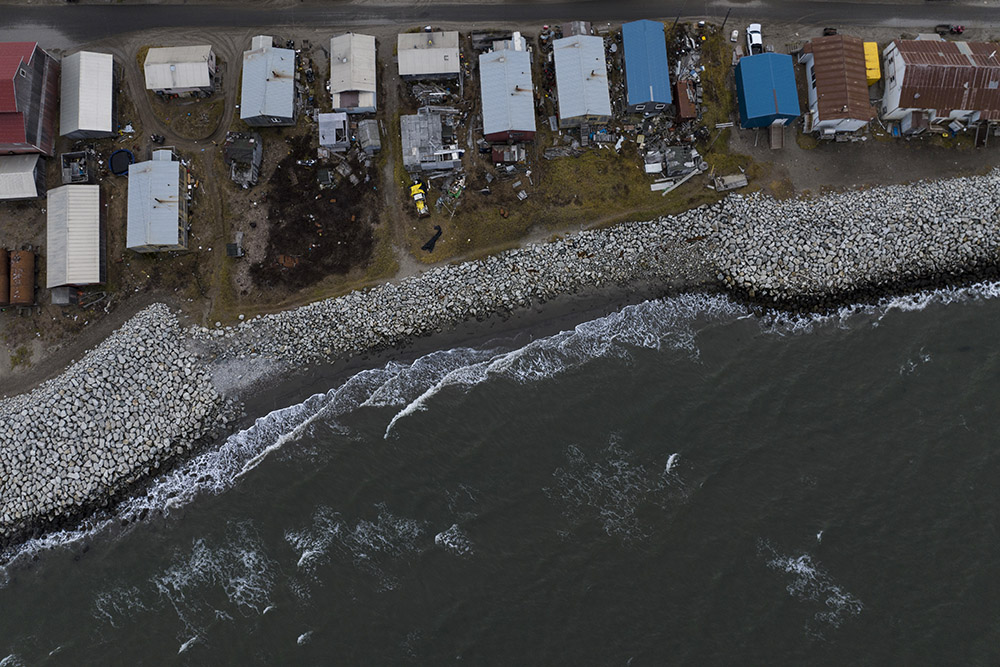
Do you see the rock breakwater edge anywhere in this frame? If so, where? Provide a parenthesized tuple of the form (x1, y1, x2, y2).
(3, 170, 1000, 551)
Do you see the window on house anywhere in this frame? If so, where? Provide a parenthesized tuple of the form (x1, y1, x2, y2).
(636, 104, 645, 111)
(18, 68, 26, 77)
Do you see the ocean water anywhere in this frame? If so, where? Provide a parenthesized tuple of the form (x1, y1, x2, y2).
(2, 287, 999, 665)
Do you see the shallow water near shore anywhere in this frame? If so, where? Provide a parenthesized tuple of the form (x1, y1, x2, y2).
(2, 286, 1000, 664)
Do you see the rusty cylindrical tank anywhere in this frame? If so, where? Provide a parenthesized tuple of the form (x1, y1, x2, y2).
(9, 250, 35, 306)
(0, 248, 8, 306)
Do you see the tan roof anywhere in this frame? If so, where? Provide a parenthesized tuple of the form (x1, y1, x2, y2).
(803, 35, 875, 122)
(893, 40, 1000, 120)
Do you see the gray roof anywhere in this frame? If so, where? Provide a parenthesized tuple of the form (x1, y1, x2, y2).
(126, 158, 183, 248)
(553, 35, 612, 121)
(0, 154, 40, 199)
(400, 107, 463, 171)
(479, 49, 535, 136)
(60, 51, 114, 136)
(144, 45, 213, 90)
(318, 112, 349, 148)
(46, 184, 102, 287)
(397, 31, 460, 77)
(330, 33, 377, 108)
(241, 38, 296, 120)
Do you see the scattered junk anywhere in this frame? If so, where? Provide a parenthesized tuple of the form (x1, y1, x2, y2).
(108, 149, 135, 176)
(318, 112, 350, 152)
(644, 151, 664, 173)
(150, 133, 166, 144)
(227, 231, 245, 257)
(277, 254, 300, 268)
(60, 151, 95, 184)
(316, 168, 335, 188)
(543, 146, 583, 159)
(411, 181, 430, 217)
(400, 106, 465, 173)
(411, 83, 454, 106)
(357, 119, 381, 155)
(9, 249, 36, 306)
(492, 145, 526, 163)
(223, 132, 263, 187)
(516, 189, 529, 201)
(663, 145, 706, 177)
(0, 154, 46, 200)
(329, 32, 377, 113)
(0, 248, 8, 306)
(714, 173, 749, 191)
(421, 225, 443, 252)
(674, 80, 698, 120)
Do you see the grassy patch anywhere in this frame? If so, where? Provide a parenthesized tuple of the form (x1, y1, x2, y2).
(9, 345, 30, 369)
(700, 28, 735, 128)
(366, 220, 400, 281)
(795, 132, 820, 149)
(147, 93, 226, 140)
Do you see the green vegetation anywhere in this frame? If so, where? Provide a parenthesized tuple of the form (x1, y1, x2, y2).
(9, 345, 30, 369)
(699, 28, 736, 129)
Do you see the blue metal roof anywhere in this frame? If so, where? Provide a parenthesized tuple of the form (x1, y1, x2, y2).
(735, 53, 801, 128)
(622, 20, 672, 107)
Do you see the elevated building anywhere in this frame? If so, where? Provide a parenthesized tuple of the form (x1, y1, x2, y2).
(126, 150, 190, 253)
(799, 35, 875, 135)
(240, 36, 296, 127)
(0, 41, 60, 155)
(144, 45, 215, 96)
(552, 35, 611, 128)
(479, 43, 535, 143)
(330, 33, 377, 114)
(735, 53, 801, 128)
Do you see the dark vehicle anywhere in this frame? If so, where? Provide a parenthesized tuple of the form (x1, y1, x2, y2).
(150, 134, 165, 144)
(935, 24, 965, 35)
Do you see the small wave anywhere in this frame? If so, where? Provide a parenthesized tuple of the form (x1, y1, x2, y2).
(178, 635, 200, 655)
(434, 524, 474, 557)
(297, 631, 313, 646)
(0, 655, 24, 667)
(757, 538, 863, 636)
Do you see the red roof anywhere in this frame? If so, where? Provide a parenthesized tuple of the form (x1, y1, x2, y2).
(0, 43, 37, 112)
(0, 112, 27, 143)
(895, 40, 1000, 120)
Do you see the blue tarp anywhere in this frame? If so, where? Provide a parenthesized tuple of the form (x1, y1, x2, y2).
(735, 53, 800, 128)
(622, 20, 672, 108)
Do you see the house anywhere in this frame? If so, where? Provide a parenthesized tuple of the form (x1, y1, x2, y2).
(330, 33, 377, 114)
(318, 112, 350, 151)
(0, 154, 45, 200)
(880, 39, 1000, 126)
(357, 118, 381, 154)
(479, 45, 535, 143)
(397, 31, 460, 80)
(240, 36, 296, 127)
(400, 106, 464, 172)
(735, 53, 801, 128)
(126, 150, 190, 253)
(46, 184, 104, 289)
(60, 51, 116, 139)
(0, 42, 60, 155)
(799, 35, 875, 135)
(222, 132, 262, 187)
(143, 45, 215, 96)
(552, 34, 612, 128)
(622, 20, 672, 114)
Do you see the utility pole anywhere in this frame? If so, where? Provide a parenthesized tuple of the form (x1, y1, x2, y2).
(721, 8, 732, 31)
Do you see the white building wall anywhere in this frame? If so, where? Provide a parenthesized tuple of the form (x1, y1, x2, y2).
(881, 43, 909, 121)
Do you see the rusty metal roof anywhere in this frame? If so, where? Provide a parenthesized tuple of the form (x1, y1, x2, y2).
(893, 40, 1000, 120)
(803, 35, 875, 123)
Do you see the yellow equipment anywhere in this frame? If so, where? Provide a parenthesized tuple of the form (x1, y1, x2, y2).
(864, 42, 881, 86)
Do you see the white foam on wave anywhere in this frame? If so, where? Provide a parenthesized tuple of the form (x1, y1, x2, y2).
(434, 524, 474, 557)
(297, 631, 313, 646)
(757, 538, 863, 636)
(0, 655, 24, 667)
(178, 635, 200, 654)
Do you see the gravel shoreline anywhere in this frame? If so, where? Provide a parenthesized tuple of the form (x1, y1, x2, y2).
(3, 170, 1000, 550)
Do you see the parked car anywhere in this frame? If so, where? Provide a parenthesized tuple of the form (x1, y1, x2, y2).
(731, 29, 739, 42)
(747, 23, 763, 55)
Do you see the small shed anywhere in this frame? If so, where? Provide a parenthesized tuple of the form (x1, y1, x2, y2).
(318, 112, 350, 152)
(553, 35, 612, 128)
(479, 48, 536, 143)
(0, 154, 45, 200)
(735, 53, 800, 128)
(60, 51, 115, 139)
(357, 118, 381, 154)
(330, 33, 377, 113)
(240, 36, 296, 126)
(622, 20, 672, 113)
(144, 45, 215, 95)
(397, 31, 460, 80)
(126, 151, 189, 252)
(9, 250, 34, 306)
(222, 132, 263, 187)
(46, 184, 104, 289)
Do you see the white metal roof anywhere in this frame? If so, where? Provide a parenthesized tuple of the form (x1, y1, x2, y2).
(330, 33, 376, 107)
(127, 159, 183, 248)
(553, 35, 612, 121)
(479, 49, 535, 136)
(46, 184, 102, 287)
(240, 38, 296, 120)
(60, 51, 114, 136)
(144, 45, 213, 90)
(318, 112, 349, 147)
(397, 31, 460, 77)
(0, 154, 40, 199)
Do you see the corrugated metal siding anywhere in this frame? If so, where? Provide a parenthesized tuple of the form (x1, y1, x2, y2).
(330, 33, 377, 108)
(735, 53, 800, 127)
(805, 35, 874, 123)
(895, 40, 1000, 120)
(127, 159, 185, 250)
(622, 20, 672, 107)
(144, 46, 213, 90)
(60, 51, 115, 137)
(46, 184, 102, 287)
(240, 43, 296, 122)
(397, 32, 460, 78)
(0, 153, 40, 199)
(479, 49, 535, 139)
(553, 35, 612, 124)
